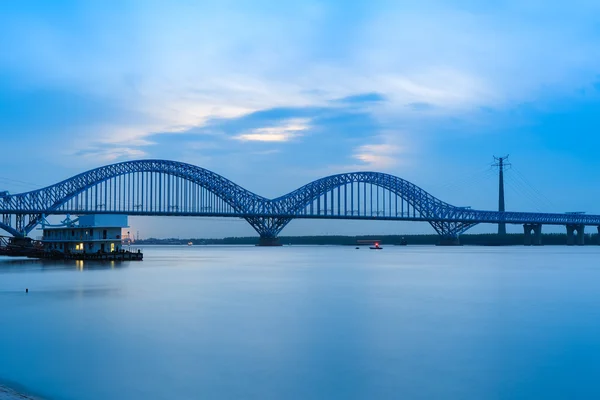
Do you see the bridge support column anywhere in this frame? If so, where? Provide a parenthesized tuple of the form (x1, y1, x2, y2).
(523, 224, 542, 246)
(258, 236, 282, 246)
(430, 221, 477, 246)
(566, 224, 585, 246)
(578, 226, 586, 246)
(523, 224, 532, 246)
(245, 217, 291, 247)
(437, 235, 461, 246)
(597, 226, 600, 245)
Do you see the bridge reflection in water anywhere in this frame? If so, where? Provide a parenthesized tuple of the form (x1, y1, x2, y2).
(0, 160, 598, 245)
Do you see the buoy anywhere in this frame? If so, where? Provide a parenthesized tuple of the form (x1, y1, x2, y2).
(25, 288, 28, 293)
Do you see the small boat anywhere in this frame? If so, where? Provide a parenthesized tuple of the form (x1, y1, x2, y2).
(187, 241, 193, 246)
(369, 243, 383, 250)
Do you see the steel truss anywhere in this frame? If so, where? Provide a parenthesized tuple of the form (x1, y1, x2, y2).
(0, 160, 599, 239)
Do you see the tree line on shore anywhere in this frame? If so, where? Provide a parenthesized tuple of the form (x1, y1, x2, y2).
(136, 233, 600, 246)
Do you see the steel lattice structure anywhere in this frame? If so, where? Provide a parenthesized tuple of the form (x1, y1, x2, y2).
(0, 159, 599, 239)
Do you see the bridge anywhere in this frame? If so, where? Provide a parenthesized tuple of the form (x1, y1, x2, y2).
(0, 159, 598, 245)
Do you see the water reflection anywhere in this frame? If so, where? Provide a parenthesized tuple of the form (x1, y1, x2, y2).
(0, 257, 128, 273)
(29, 286, 124, 300)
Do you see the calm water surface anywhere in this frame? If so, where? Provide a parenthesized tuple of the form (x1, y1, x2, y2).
(1, 245, 600, 400)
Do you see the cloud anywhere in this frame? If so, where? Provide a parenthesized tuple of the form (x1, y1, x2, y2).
(353, 143, 404, 170)
(233, 118, 310, 142)
(405, 102, 436, 111)
(333, 92, 387, 105)
(74, 146, 147, 162)
(253, 149, 281, 155)
(310, 132, 410, 176)
(2, 0, 600, 167)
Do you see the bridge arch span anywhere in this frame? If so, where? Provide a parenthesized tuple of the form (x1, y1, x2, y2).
(1, 160, 268, 235)
(272, 171, 473, 237)
(275, 171, 452, 213)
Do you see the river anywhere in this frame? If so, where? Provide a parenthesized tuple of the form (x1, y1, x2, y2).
(1, 245, 600, 399)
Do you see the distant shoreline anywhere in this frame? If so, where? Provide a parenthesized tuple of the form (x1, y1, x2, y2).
(134, 233, 599, 246)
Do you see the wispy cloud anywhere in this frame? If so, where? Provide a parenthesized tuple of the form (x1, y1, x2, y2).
(310, 132, 411, 176)
(74, 146, 147, 162)
(353, 143, 404, 169)
(253, 149, 281, 156)
(233, 118, 310, 142)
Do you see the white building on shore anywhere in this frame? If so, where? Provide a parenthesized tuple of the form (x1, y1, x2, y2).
(42, 214, 129, 254)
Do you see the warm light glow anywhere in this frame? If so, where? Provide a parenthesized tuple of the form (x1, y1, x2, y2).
(110, 243, 115, 252)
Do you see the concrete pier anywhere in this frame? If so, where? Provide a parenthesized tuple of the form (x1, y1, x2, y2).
(523, 224, 543, 246)
(566, 224, 585, 246)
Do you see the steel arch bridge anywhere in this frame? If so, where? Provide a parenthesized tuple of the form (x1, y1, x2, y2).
(1, 159, 599, 242)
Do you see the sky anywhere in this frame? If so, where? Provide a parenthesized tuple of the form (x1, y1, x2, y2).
(1, 0, 600, 238)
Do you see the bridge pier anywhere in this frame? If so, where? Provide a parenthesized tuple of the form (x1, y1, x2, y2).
(430, 221, 476, 246)
(245, 217, 291, 247)
(566, 224, 585, 246)
(598, 226, 600, 245)
(436, 235, 461, 246)
(258, 236, 282, 246)
(523, 224, 542, 246)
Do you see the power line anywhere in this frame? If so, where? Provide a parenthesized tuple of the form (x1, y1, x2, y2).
(504, 173, 545, 212)
(432, 166, 496, 195)
(510, 166, 556, 210)
(504, 169, 554, 211)
(0, 176, 41, 190)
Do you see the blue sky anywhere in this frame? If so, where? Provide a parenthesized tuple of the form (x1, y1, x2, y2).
(1, 0, 600, 238)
